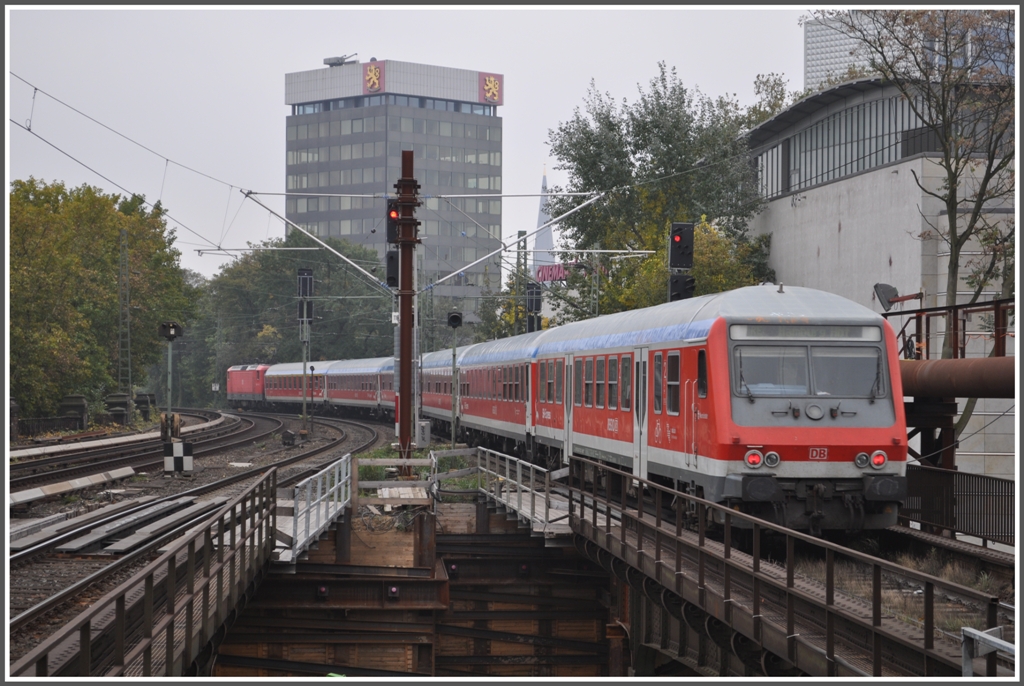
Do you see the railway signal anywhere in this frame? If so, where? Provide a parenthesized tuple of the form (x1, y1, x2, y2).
(669, 273, 696, 301)
(385, 250, 399, 287)
(669, 222, 694, 270)
(386, 199, 400, 243)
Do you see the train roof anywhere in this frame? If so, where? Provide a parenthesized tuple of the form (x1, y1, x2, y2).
(421, 344, 479, 370)
(264, 362, 330, 375)
(537, 284, 884, 354)
(535, 284, 883, 354)
(323, 357, 393, 375)
(459, 330, 547, 366)
(438, 285, 885, 361)
(227, 364, 270, 371)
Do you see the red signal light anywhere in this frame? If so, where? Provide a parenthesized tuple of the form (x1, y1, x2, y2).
(389, 209, 399, 220)
(673, 235, 681, 242)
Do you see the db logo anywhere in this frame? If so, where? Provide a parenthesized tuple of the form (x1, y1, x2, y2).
(809, 447, 828, 460)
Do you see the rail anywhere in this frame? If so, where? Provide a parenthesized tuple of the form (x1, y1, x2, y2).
(10, 469, 278, 677)
(565, 455, 1009, 677)
(900, 464, 1015, 547)
(280, 454, 352, 562)
(882, 298, 1014, 360)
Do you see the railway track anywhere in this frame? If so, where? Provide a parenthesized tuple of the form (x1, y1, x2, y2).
(7, 413, 380, 668)
(8, 411, 269, 493)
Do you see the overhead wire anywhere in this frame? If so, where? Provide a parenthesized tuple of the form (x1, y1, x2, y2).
(9, 118, 221, 251)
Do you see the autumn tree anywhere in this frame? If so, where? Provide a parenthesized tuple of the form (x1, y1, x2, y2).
(544, 63, 773, 322)
(813, 9, 1015, 358)
(9, 178, 196, 417)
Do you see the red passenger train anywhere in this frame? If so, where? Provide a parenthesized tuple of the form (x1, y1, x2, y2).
(227, 284, 908, 533)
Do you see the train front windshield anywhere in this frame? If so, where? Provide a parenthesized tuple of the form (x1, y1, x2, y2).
(730, 324, 885, 399)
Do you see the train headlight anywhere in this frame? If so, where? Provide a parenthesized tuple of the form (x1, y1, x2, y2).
(854, 452, 870, 469)
(744, 450, 764, 468)
(764, 451, 781, 468)
(870, 451, 888, 469)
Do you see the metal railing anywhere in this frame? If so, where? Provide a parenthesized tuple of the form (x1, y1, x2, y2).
(476, 448, 556, 530)
(17, 415, 83, 437)
(963, 627, 1016, 676)
(566, 455, 1008, 677)
(11, 470, 278, 677)
(901, 464, 1015, 546)
(883, 298, 1014, 360)
(284, 454, 352, 562)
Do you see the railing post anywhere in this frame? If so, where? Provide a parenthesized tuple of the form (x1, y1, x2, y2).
(655, 488, 663, 564)
(165, 556, 176, 675)
(872, 562, 882, 675)
(544, 470, 550, 526)
(752, 523, 761, 643)
(826, 547, 835, 676)
(115, 595, 126, 669)
(143, 574, 154, 675)
(78, 621, 91, 676)
(516, 459, 523, 513)
(786, 534, 795, 664)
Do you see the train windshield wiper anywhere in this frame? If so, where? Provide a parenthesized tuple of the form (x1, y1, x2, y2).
(870, 350, 882, 403)
(737, 349, 754, 403)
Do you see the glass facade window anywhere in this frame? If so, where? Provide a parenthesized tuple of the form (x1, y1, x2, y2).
(756, 94, 927, 199)
(286, 76, 502, 315)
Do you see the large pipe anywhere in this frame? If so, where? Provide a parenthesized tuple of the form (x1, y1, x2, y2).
(900, 357, 1016, 398)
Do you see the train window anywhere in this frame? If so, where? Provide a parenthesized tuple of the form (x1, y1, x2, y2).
(523, 364, 528, 399)
(547, 360, 555, 403)
(515, 365, 521, 401)
(733, 346, 808, 396)
(503, 366, 508, 400)
(555, 360, 563, 404)
(608, 356, 618, 410)
(596, 358, 605, 408)
(538, 361, 546, 403)
(667, 352, 680, 414)
(653, 353, 663, 413)
(811, 347, 883, 397)
(574, 359, 582, 406)
(698, 351, 707, 398)
(584, 358, 594, 407)
(621, 356, 631, 411)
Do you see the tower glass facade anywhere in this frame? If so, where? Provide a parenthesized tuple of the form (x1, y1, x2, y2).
(284, 59, 504, 313)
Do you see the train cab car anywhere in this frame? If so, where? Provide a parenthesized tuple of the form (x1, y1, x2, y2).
(226, 364, 270, 408)
(711, 285, 907, 533)
(263, 362, 327, 408)
(531, 284, 906, 534)
(324, 357, 391, 416)
(458, 332, 545, 457)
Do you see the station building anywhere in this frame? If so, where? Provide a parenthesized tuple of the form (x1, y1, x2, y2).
(284, 57, 505, 313)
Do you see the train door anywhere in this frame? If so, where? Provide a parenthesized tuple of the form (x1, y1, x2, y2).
(633, 346, 649, 479)
(525, 361, 533, 435)
(564, 353, 574, 463)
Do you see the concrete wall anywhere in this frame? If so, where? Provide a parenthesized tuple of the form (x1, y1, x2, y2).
(748, 157, 1015, 480)
(748, 156, 935, 313)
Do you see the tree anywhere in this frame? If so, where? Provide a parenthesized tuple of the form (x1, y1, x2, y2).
(544, 63, 772, 322)
(9, 178, 196, 417)
(813, 10, 1015, 358)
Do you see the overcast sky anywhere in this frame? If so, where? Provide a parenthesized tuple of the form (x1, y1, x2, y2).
(7, 7, 807, 280)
